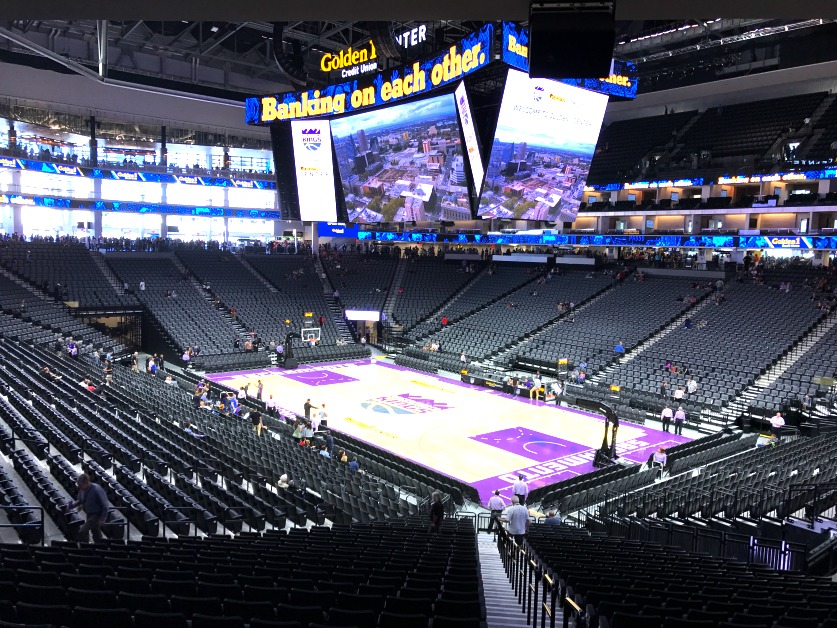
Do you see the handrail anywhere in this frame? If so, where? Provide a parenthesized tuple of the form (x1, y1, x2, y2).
(497, 526, 562, 628)
(0, 504, 45, 545)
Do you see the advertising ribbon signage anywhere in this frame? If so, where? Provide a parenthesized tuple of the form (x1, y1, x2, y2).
(247, 24, 494, 125)
(501, 22, 638, 100)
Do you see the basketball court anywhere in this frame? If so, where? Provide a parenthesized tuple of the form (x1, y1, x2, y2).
(205, 359, 690, 505)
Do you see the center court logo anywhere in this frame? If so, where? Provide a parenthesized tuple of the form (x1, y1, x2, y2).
(301, 128, 322, 151)
(361, 394, 452, 415)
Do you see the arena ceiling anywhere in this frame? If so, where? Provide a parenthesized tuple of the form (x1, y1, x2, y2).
(2, 0, 836, 21)
(0, 0, 835, 99)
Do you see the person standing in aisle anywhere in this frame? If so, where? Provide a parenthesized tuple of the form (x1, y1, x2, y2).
(429, 492, 444, 532)
(500, 496, 530, 545)
(513, 474, 529, 506)
(486, 490, 505, 538)
(68, 473, 112, 543)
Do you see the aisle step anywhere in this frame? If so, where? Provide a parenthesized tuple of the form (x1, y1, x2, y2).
(478, 533, 543, 628)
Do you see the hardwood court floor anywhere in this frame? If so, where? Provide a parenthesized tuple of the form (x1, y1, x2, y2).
(205, 358, 690, 504)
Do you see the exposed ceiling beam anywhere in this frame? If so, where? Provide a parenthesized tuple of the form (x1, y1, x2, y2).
(2, 0, 837, 21)
(114, 19, 145, 45)
(198, 22, 247, 56)
(0, 25, 102, 81)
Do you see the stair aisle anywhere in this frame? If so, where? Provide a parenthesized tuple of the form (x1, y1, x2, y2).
(478, 533, 538, 628)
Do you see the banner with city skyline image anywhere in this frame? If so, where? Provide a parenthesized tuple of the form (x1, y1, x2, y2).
(478, 69, 608, 222)
(330, 92, 470, 224)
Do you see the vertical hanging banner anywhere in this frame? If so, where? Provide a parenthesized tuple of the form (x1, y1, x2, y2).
(290, 120, 338, 222)
(455, 81, 485, 194)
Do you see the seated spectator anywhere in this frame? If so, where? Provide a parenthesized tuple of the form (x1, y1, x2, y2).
(41, 366, 62, 382)
(614, 341, 625, 354)
(543, 510, 561, 525)
(652, 447, 667, 469)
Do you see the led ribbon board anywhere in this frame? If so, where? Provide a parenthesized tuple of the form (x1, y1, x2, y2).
(247, 24, 494, 125)
(501, 21, 638, 100)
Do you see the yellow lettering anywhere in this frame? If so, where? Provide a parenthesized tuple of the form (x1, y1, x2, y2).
(414, 62, 426, 91)
(404, 73, 414, 95)
(431, 63, 444, 86)
(276, 103, 289, 120)
(507, 36, 528, 59)
(359, 49, 367, 63)
(333, 93, 346, 114)
(381, 81, 392, 102)
(261, 97, 278, 122)
(289, 101, 302, 119)
(351, 50, 359, 65)
(369, 40, 377, 60)
(462, 48, 473, 72)
(350, 90, 364, 108)
(361, 86, 375, 106)
(392, 78, 405, 99)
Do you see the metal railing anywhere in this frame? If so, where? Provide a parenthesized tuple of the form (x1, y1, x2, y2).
(0, 504, 45, 545)
(587, 515, 808, 572)
(786, 482, 837, 528)
(496, 526, 575, 628)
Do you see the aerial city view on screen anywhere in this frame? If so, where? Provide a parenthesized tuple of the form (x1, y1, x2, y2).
(478, 69, 609, 222)
(331, 93, 472, 223)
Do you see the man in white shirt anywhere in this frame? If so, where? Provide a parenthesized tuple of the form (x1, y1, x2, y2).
(687, 378, 698, 395)
(673, 406, 687, 435)
(486, 490, 505, 536)
(770, 412, 785, 438)
(265, 395, 277, 417)
(512, 475, 529, 505)
(501, 496, 530, 545)
(660, 405, 673, 432)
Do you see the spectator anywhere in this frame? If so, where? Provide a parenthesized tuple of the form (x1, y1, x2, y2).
(614, 341, 625, 354)
(530, 372, 542, 400)
(543, 510, 561, 525)
(652, 447, 668, 471)
(68, 473, 112, 543)
(429, 492, 444, 532)
(486, 490, 505, 537)
(349, 457, 360, 473)
(501, 496, 530, 544)
(660, 404, 673, 432)
(770, 412, 785, 438)
(674, 406, 686, 435)
(513, 474, 529, 505)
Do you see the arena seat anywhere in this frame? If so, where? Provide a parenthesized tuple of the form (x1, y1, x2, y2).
(106, 255, 243, 357)
(0, 240, 136, 309)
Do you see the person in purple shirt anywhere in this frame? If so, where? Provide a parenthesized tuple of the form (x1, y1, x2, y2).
(68, 473, 112, 543)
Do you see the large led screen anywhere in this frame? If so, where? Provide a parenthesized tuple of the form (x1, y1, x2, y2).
(290, 119, 338, 222)
(478, 69, 608, 221)
(331, 92, 471, 223)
